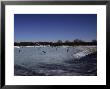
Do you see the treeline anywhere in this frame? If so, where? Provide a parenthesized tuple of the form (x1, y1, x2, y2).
(14, 39, 97, 46)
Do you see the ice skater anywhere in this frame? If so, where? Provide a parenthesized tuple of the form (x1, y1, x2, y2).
(42, 51, 46, 54)
(19, 49, 21, 53)
(67, 48, 69, 52)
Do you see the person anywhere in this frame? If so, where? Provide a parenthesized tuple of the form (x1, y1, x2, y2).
(19, 49, 21, 53)
(67, 48, 69, 52)
(42, 51, 46, 53)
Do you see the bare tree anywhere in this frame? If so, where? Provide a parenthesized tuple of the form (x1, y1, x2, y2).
(57, 40, 63, 43)
(65, 40, 70, 43)
(74, 39, 83, 43)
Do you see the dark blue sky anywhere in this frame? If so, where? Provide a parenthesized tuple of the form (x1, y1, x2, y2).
(14, 14, 97, 42)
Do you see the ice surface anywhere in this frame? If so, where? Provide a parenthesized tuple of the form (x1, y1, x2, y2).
(14, 46, 97, 76)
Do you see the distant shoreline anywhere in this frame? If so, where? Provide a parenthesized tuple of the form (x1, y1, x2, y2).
(14, 41, 97, 46)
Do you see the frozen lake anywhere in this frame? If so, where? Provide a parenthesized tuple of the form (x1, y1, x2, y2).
(14, 46, 97, 76)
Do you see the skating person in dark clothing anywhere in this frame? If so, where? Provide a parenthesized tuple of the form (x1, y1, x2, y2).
(19, 49, 21, 53)
(67, 48, 69, 52)
(42, 51, 46, 53)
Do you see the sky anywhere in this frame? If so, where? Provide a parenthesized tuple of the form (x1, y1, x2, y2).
(14, 14, 97, 42)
